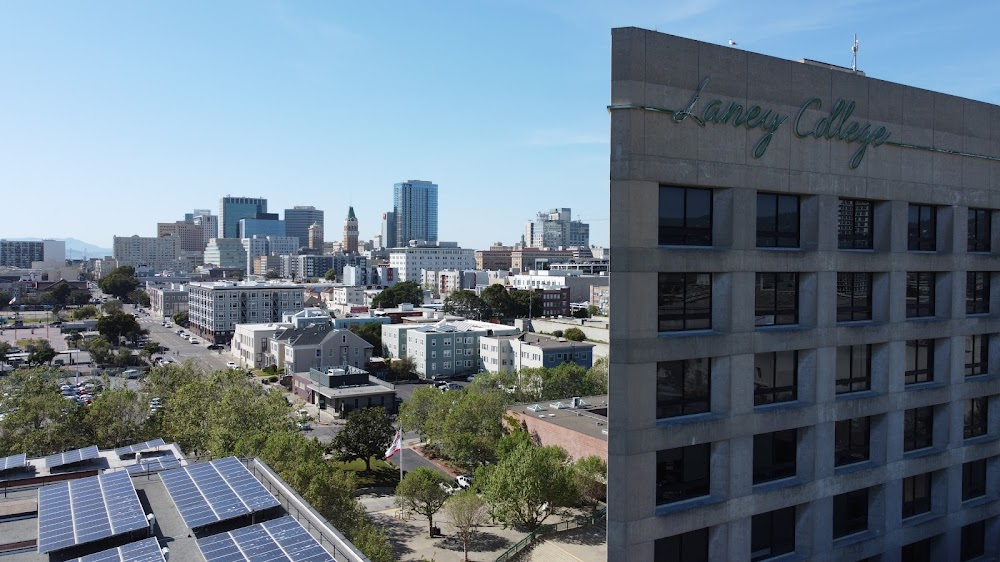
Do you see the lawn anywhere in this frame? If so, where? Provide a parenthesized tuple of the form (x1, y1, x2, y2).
(333, 457, 401, 488)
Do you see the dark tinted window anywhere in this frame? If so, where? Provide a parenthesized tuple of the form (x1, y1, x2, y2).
(754, 351, 797, 406)
(901, 472, 932, 519)
(965, 334, 989, 377)
(836, 344, 871, 394)
(753, 429, 797, 484)
(837, 272, 873, 322)
(658, 273, 712, 332)
(962, 459, 986, 501)
(966, 271, 990, 315)
(838, 199, 873, 249)
(751, 506, 795, 561)
(964, 397, 988, 439)
(904, 339, 934, 385)
(757, 193, 800, 248)
(835, 417, 870, 466)
(908, 204, 936, 251)
(906, 272, 935, 318)
(902, 537, 933, 562)
(961, 521, 985, 561)
(755, 273, 798, 327)
(660, 186, 713, 246)
(904, 407, 934, 452)
(657, 358, 711, 419)
(656, 444, 710, 505)
(832, 488, 868, 538)
(968, 208, 991, 253)
(654, 527, 710, 562)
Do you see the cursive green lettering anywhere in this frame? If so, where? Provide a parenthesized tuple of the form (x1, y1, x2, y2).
(794, 98, 821, 137)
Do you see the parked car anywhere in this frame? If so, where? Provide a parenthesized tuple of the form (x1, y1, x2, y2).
(122, 369, 140, 379)
(455, 474, 474, 489)
(226, 361, 237, 369)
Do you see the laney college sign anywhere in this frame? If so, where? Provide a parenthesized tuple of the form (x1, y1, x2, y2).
(613, 76, 893, 169)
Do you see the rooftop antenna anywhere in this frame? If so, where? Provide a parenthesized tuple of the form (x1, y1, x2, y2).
(851, 33, 859, 73)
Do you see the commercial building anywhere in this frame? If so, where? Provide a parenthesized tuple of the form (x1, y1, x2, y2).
(147, 283, 188, 318)
(479, 332, 594, 374)
(187, 281, 304, 343)
(219, 196, 267, 238)
(392, 179, 438, 246)
(510, 247, 577, 273)
(112, 235, 178, 272)
(241, 236, 298, 274)
(308, 222, 324, 251)
(0, 239, 65, 269)
(380, 211, 396, 249)
(238, 217, 287, 240)
(157, 220, 206, 253)
(524, 208, 590, 249)
(608, 28, 1000, 561)
(507, 395, 609, 462)
(284, 205, 324, 247)
(475, 243, 514, 271)
(202, 238, 247, 270)
(292, 366, 396, 416)
(388, 241, 475, 283)
(509, 269, 608, 302)
(186, 208, 218, 247)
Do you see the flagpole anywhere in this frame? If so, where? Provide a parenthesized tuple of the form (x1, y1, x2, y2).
(398, 427, 403, 484)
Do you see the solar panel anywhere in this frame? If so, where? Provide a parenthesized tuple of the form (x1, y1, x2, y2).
(0, 453, 26, 472)
(37, 471, 149, 553)
(197, 515, 335, 562)
(43, 445, 100, 469)
(115, 438, 167, 457)
(160, 456, 280, 529)
(75, 537, 165, 562)
(126, 456, 181, 474)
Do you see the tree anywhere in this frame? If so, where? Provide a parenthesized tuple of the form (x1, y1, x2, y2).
(0, 290, 10, 311)
(101, 299, 123, 315)
(396, 467, 451, 537)
(510, 289, 542, 318)
(389, 356, 416, 380)
(563, 327, 586, 341)
(96, 312, 142, 344)
(98, 266, 139, 300)
(572, 455, 607, 509)
(324, 269, 338, 281)
(480, 284, 514, 319)
(440, 388, 508, 468)
(398, 385, 449, 441)
(71, 305, 99, 320)
(331, 407, 394, 472)
(0, 341, 9, 363)
(349, 322, 383, 356)
(445, 490, 489, 561)
(587, 304, 601, 317)
(86, 388, 149, 448)
(479, 443, 579, 529)
(50, 283, 72, 306)
(127, 289, 151, 308)
(0, 369, 87, 457)
(113, 347, 136, 367)
(443, 290, 486, 319)
(24, 339, 56, 366)
(86, 336, 113, 366)
(572, 307, 590, 319)
(140, 341, 162, 363)
(172, 312, 189, 327)
(372, 281, 424, 309)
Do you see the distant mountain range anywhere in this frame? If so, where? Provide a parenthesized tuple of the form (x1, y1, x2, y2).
(11, 238, 113, 260)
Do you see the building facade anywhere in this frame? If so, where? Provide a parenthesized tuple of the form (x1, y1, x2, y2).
(231, 322, 290, 368)
(524, 208, 590, 249)
(475, 244, 514, 271)
(284, 206, 324, 248)
(187, 281, 304, 343)
(388, 241, 475, 284)
(609, 28, 1000, 561)
(393, 180, 438, 246)
(479, 332, 594, 374)
(112, 235, 178, 272)
(343, 206, 359, 254)
(157, 220, 205, 253)
(203, 238, 247, 270)
(147, 283, 189, 318)
(404, 320, 519, 380)
(0, 240, 65, 269)
(219, 196, 267, 238)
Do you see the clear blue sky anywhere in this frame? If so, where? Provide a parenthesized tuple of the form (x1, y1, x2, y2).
(3, 1, 1000, 251)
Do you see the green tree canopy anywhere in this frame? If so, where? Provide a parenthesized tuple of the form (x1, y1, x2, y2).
(86, 388, 150, 448)
(101, 299, 123, 315)
(510, 289, 542, 318)
(480, 284, 514, 319)
(572, 455, 607, 509)
(443, 290, 486, 319)
(85, 336, 113, 366)
(0, 369, 87, 457)
(440, 387, 508, 468)
(479, 442, 579, 530)
(21, 339, 56, 366)
(349, 322, 383, 356)
(372, 281, 423, 309)
(563, 327, 586, 341)
(96, 312, 143, 344)
(324, 269, 338, 281)
(98, 266, 139, 300)
(127, 289, 151, 308)
(445, 490, 489, 561)
(331, 407, 394, 472)
(396, 467, 451, 537)
(71, 304, 100, 320)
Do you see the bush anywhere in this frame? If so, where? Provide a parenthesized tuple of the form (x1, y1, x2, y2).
(552, 330, 563, 338)
(563, 327, 586, 342)
(268, 375, 279, 383)
(263, 365, 278, 375)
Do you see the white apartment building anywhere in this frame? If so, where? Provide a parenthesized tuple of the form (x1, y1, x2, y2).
(241, 236, 298, 275)
(388, 241, 475, 284)
(381, 323, 423, 359)
(508, 269, 609, 302)
(147, 283, 188, 318)
(267, 324, 373, 373)
(404, 320, 519, 380)
(231, 322, 291, 368)
(187, 281, 304, 343)
(322, 285, 365, 307)
(203, 238, 247, 270)
(113, 235, 178, 272)
(478, 332, 595, 374)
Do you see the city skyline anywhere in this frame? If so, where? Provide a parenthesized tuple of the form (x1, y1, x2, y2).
(5, 2, 1000, 250)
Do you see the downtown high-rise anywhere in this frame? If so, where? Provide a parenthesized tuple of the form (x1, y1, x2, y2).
(392, 180, 438, 247)
(219, 196, 267, 239)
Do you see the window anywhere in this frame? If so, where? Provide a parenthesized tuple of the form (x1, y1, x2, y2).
(657, 358, 711, 418)
(966, 335, 989, 377)
(660, 186, 712, 246)
(901, 472, 932, 519)
(751, 506, 795, 561)
(902, 538, 933, 562)
(832, 488, 868, 538)
(656, 444, 710, 505)
(838, 198, 874, 249)
(754, 351, 797, 405)
(908, 204, 936, 251)
(654, 528, 709, 562)
(658, 273, 712, 331)
(837, 272, 873, 321)
(961, 521, 986, 561)
(754, 273, 798, 326)
(966, 272, 990, 315)
(904, 407, 934, 452)
(964, 397, 988, 439)
(835, 417, 870, 467)
(836, 344, 871, 394)
(757, 193, 800, 248)
(753, 429, 797, 484)
(962, 459, 986, 501)
(904, 339, 934, 384)
(968, 208, 991, 253)
(906, 272, 936, 318)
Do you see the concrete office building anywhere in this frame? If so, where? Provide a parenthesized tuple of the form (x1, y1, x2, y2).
(388, 241, 475, 283)
(608, 29, 1000, 560)
(0, 239, 65, 268)
(525, 208, 590, 249)
(241, 236, 298, 275)
(219, 196, 267, 238)
(157, 220, 205, 252)
(393, 180, 438, 246)
(238, 217, 287, 240)
(112, 235, 178, 272)
(203, 238, 248, 270)
(284, 205, 324, 248)
(187, 280, 304, 343)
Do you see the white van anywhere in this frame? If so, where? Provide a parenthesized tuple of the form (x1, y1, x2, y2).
(122, 369, 140, 379)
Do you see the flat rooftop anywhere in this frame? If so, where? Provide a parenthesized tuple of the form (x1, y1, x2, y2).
(509, 394, 609, 441)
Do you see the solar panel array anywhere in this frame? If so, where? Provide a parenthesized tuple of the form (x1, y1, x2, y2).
(125, 456, 181, 474)
(37, 471, 148, 553)
(160, 456, 280, 529)
(197, 516, 335, 562)
(75, 537, 165, 562)
(0, 453, 26, 472)
(114, 438, 167, 457)
(44, 445, 100, 469)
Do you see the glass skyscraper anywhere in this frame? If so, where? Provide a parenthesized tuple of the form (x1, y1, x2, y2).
(392, 180, 438, 247)
(219, 196, 267, 239)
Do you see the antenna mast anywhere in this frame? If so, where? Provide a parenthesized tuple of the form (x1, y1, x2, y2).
(852, 34, 859, 73)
